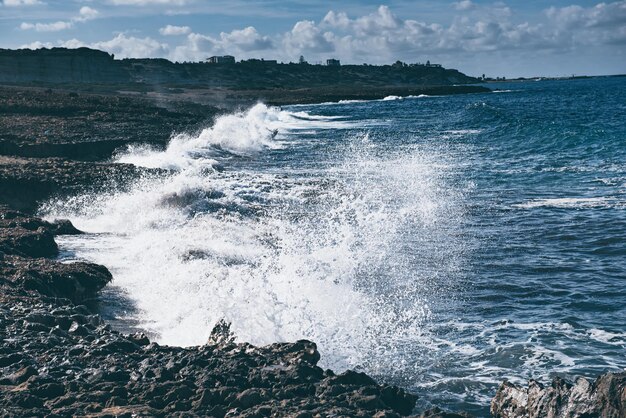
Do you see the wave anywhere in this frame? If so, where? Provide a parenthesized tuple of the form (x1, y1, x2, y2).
(117, 103, 356, 170)
(42, 103, 465, 376)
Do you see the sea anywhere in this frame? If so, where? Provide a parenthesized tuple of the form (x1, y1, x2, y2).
(42, 76, 626, 415)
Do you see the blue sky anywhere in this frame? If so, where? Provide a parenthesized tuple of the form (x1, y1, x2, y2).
(1, 0, 625, 77)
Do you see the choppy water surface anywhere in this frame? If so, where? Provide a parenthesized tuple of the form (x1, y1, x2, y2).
(43, 77, 626, 414)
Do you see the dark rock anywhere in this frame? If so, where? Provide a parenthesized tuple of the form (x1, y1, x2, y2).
(2, 255, 112, 302)
(51, 219, 83, 235)
(0, 353, 24, 367)
(0, 225, 57, 257)
(235, 388, 265, 409)
(381, 385, 419, 415)
(418, 407, 474, 417)
(330, 370, 377, 386)
(31, 382, 66, 399)
(13, 392, 45, 408)
(207, 319, 235, 346)
(68, 322, 89, 336)
(127, 332, 150, 346)
(1, 365, 38, 385)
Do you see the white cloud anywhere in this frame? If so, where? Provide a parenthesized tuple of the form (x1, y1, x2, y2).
(92, 33, 168, 58)
(159, 24, 191, 35)
(161, 1, 626, 66)
(171, 26, 273, 61)
(220, 26, 273, 51)
(20, 5, 99, 32)
(22, 34, 168, 58)
(77, 6, 99, 21)
(20, 21, 73, 32)
(454, 1, 475, 11)
(17, 2, 626, 76)
(3, 0, 43, 6)
(283, 20, 334, 55)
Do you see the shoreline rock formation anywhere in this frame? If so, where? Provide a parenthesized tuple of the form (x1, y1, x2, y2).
(491, 373, 626, 418)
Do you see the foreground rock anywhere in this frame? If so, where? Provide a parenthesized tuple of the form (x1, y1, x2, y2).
(0, 155, 154, 212)
(0, 209, 421, 417)
(491, 373, 626, 418)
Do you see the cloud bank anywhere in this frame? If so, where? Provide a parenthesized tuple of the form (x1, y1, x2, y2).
(16, 1, 626, 76)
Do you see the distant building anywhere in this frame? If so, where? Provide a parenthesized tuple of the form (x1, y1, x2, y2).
(206, 55, 235, 64)
(425, 60, 442, 68)
(326, 58, 340, 66)
(241, 58, 277, 65)
(299, 55, 307, 64)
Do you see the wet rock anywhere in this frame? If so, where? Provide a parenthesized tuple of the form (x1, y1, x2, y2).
(127, 332, 150, 346)
(330, 370, 377, 386)
(207, 319, 235, 346)
(50, 219, 82, 235)
(2, 255, 112, 302)
(0, 225, 57, 257)
(381, 385, 419, 416)
(491, 372, 626, 418)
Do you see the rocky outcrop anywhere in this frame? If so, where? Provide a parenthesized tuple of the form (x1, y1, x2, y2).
(1, 255, 112, 302)
(491, 373, 626, 418)
(0, 208, 111, 301)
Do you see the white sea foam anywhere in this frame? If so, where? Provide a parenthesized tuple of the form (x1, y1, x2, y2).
(444, 129, 483, 136)
(588, 329, 626, 345)
(117, 103, 355, 170)
(514, 197, 621, 209)
(42, 104, 464, 374)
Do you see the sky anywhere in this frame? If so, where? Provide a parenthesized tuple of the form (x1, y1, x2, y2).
(1, 0, 625, 78)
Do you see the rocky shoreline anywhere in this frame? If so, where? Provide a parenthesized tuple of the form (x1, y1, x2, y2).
(1, 83, 624, 417)
(0, 207, 424, 417)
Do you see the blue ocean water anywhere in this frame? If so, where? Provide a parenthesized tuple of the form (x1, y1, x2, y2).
(46, 76, 626, 415)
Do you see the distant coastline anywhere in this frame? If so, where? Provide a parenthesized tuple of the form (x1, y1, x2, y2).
(0, 47, 491, 107)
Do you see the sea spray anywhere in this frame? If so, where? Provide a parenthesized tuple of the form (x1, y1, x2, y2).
(42, 103, 463, 377)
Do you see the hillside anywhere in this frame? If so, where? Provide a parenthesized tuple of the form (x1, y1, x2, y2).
(0, 47, 480, 87)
